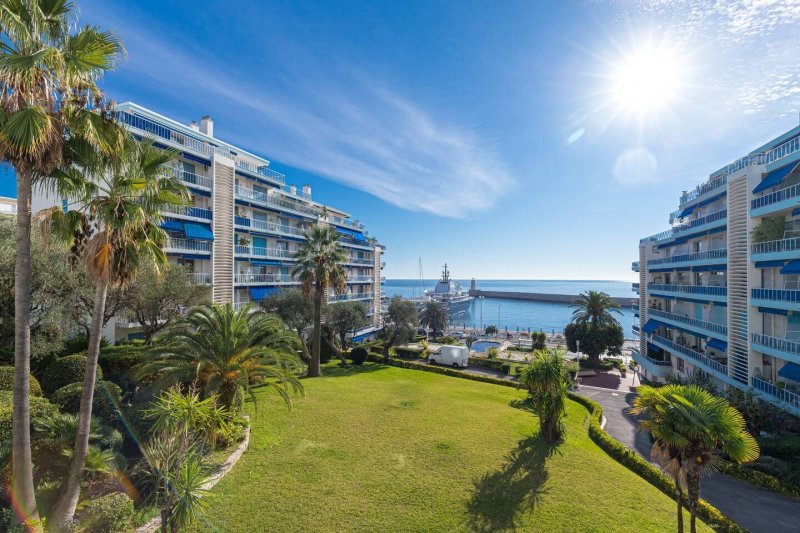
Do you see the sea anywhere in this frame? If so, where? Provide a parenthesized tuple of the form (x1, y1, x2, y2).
(382, 279, 637, 338)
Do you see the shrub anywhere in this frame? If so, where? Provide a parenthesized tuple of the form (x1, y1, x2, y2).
(532, 331, 547, 351)
(42, 353, 103, 394)
(0, 391, 58, 443)
(51, 381, 122, 423)
(350, 347, 369, 366)
(0, 365, 42, 397)
(395, 347, 423, 358)
(433, 336, 458, 345)
(98, 345, 149, 383)
(77, 492, 135, 533)
(759, 435, 800, 460)
(486, 347, 499, 359)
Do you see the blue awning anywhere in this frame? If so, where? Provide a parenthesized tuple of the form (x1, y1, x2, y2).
(336, 227, 357, 239)
(758, 306, 788, 316)
(641, 319, 659, 334)
(677, 205, 697, 219)
(249, 287, 278, 301)
(353, 232, 367, 242)
(793, 207, 800, 217)
(753, 162, 799, 194)
(707, 338, 727, 351)
(780, 259, 800, 274)
(756, 260, 786, 268)
(647, 342, 661, 354)
(251, 259, 281, 266)
(179, 254, 208, 260)
(712, 264, 727, 271)
(650, 267, 675, 273)
(182, 152, 211, 165)
(696, 192, 726, 209)
(675, 266, 691, 272)
(184, 222, 214, 241)
(778, 362, 800, 382)
(692, 265, 711, 272)
(160, 220, 184, 233)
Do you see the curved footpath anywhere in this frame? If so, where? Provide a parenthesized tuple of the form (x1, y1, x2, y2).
(578, 386, 800, 533)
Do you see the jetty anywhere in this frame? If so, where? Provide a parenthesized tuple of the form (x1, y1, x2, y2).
(467, 289, 635, 306)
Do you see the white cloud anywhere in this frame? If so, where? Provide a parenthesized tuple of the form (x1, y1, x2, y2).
(613, 148, 658, 185)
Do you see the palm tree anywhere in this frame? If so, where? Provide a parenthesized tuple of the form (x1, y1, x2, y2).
(292, 226, 347, 377)
(419, 300, 450, 336)
(44, 135, 187, 530)
(0, 1, 123, 525)
(570, 290, 622, 328)
(632, 385, 759, 533)
(518, 348, 570, 442)
(136, 303, 304, 412)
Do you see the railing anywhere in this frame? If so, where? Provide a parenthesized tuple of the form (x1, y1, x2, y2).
(233, 301, 251, 311)
(752, 377, 800, 410)
(751, 332, 800, 356)
(679, 174, 728, 206)
(118, 111, 212, 156)
(647, 284, 727, 297)
(648, 308, 727, 336)
(234, 216, 306, 237)
(632, 324, 640, 335)
(632, 349, 672, 367)
(631, 261, 640, 271)
(234, 245, 295, 259)
(234, 273, 296, 284)
(328, 292, 374, 303)
(652, 335, 728, 375)
(234, 185, 319, 217)
(234, 159, 286, 184)
(648, 248, 727, 266)
(326, 215, 365, 230)
(640, 210, 727, 243)
(764, 135, 800, 166)
(165, 238, 211, 253)
(281, 184, 312, 200)
(348, 275, 374, 283)
(163, 204, 212, 220)
(632, 282, 640, 292)
(339, 235, 374, 247)
(190, 272, 211, 284)
(752, 288, 800, 303)
(752, 237, 800, 255)
(752, 182, 800, 211)
(174, 168, 212, 189)
(345, 257, 374, 265)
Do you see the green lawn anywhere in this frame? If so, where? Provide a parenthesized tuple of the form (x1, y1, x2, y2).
(191, 363, 710, 532)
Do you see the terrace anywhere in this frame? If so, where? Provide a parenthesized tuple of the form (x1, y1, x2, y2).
(650, 334, 729, 379)
(640, 210, 727, 244)
(751, 333, 800, 364)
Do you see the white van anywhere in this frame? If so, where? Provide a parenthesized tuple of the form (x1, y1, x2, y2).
(429, 345, 469, 368)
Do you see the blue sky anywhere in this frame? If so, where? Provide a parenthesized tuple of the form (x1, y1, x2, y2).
(4, 0, 800, 280)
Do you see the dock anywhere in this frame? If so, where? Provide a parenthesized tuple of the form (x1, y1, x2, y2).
(467, 289, 635, 307)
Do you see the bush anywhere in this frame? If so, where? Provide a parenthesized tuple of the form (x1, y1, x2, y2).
(43, 353, 103, 394)
(0, 391, 58, 443)
(350, 347, 369, 366)
(432, 336, 458, 345)
(486, 347, 499, 359)
(62, 334, 110, 356)
(51, 381, 122, 423)
(77, 492, 135, 533)
(759, 435, 800, 460)
(717, 459, 800, 499)
(0, 365, 42, 397)
(395, 347, 423, 358)
(532, 331, 547, 351)
(98, 345, 149, 382)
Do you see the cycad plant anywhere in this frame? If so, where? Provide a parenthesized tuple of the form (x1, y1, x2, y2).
(43, 135, 188, 530)
(518, 348, 570, 442)
(633, 385, 759, 533)
(0, 1, 123, 525)
(292, 226, 347, 377)
(137, 303, 304, 412)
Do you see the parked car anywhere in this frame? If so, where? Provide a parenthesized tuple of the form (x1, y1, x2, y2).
(429, 345, 469, 368)
(450, 331, 466, 340)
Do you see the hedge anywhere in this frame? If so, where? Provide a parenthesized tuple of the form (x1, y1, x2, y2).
(362, 356, 743, 532)
(76, 492, 135, 533)
(0, 365, 42, 396)
(98, 345, 149, 378)
(716, 459, 800, 499)
(0, 391, 58, 443)
(51, 381, 122, 423)
(42, 353, 103, 394)
(567, 393, 745, 532)
(394, 347, 424, 358)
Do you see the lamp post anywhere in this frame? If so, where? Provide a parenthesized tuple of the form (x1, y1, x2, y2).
(480, 296, 484, 331)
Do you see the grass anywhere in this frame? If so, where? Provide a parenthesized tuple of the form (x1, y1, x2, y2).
(190, 362, 711, 532)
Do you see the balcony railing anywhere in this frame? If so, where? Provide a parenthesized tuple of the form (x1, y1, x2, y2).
(235, 246, 295, 260)
(190, 272, 211, 284)
(234, 273, 296, 284)
(752, 237, 800, 256)
(641, 210, 727, 244)
(326, 215, 365, 231)
(764, 135, 800, 166)
(235, 185, 319, 217)
(346, 257, 374, 265)
(234, 216, 307, 237)
(652, 335, 728, 375)
(648, 248, 727, 266)
(632, 324, 640, 335)
(174, 168, 212, 189)
(752, 377, 800, 411)
(679, 174, 728, 206)
(632, 282, 640, 292)
(163, 204, 212, 220)
(118, 110, 212, 156)
(328, 292, 374, 303)
(632, 349, 671, 367)
(348, 275, 374, 283)
(752, 288, 800, 304)
(752, 183, 800, 211)
(632, 261, 640, 272)
(648, 308, 727, 336)
(751, 332, 800, 357)
(647, 284, 727, 297)
(165, 238, 211, 253)
(234, 159, 286, 184)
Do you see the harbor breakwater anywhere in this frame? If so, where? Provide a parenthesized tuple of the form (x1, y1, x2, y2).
(468, 289, 635, 306)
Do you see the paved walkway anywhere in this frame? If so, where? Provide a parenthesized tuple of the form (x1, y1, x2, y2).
(578, 386, 800, 533)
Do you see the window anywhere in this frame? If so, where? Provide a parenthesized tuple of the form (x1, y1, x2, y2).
(676, 358, 685, 373)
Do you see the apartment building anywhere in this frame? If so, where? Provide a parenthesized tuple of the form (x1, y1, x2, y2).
(632, 125, 800, 417)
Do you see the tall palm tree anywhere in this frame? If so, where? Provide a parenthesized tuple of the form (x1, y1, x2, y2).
(43, 135, 187, 530)
(0, 1, 123, 525)
(570, 290, 622, 328)
(419, 300, 450, 336)
(292, 226, 347, 377)
(136, 303, 304, 412)
(633, 385, 759, 533)
(518, 348, 570, 442)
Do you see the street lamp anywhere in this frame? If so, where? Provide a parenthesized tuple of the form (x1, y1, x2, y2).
(479, 296, 484, 332)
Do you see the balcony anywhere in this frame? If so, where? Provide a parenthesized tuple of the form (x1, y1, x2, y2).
(234, 216, 307, 238)
(348, 275, 374, 283)
(345, 257, 374, 266)
(751, 333, 800, 364)
(339, 235, 375, 249)
(632, 323, 640, 336)
(234, 273, 298, 285)
(190, 272, 212, 284)
(632, 282, 639, 293)
(326, 215, 365, 231)
(174, 168, 212, 190)
(752, 183, 800, 216)
(678, 174, 727, 207)
(648, 248, 727, 269)
(751, 288, 800, 311)
(647, 284, 727, 303)
(640, 210, 727, 244)
(764, 135, 800, 167)
(328, 292, 374, 303)
(752, 377, 800, 416)
(632, 261, 640, 272)
(648, 308, 727, 338)
(163, 204, 212, 221)
(751, 237, 800, 262)
(235, 246, 296, 260)
(164, 238, 211, 254)
(632, 349, 673, 378)
(235, 185, 320, 218)
(651, 335, 729, 378)
(234, 160, 286, 185)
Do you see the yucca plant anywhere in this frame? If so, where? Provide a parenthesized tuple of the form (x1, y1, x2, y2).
(518, 348, 570, 442)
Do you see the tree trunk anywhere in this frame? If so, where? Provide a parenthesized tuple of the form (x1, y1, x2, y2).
(309, 286, 322, 377)
(685, 464, 700, 533)
(296, 328, 311, 363)
(11, 169, 41, 528)
(675, 487, 684, 533)
(50, 280, 109, 532)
